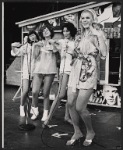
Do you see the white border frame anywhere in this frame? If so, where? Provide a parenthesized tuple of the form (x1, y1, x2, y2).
(2, 2, 4, 148)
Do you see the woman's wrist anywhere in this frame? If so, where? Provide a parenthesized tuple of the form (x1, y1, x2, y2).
(66, 51, 73, 55)
(100, 55, 106, 59)
(97, 36, 105, 45)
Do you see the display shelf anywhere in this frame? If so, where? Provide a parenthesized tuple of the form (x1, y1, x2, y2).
(88, 102, 121, 108)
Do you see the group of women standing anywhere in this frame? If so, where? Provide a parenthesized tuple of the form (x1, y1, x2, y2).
(11, 8, 107, 147)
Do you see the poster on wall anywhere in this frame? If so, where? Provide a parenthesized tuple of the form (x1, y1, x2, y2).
(89, 84, 121, 107)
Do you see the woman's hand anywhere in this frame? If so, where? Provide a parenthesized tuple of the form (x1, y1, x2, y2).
(91, 26, 107, 59)
(90, 26, 103, 38)
(48, 39, 55, 45)
(48, 39, 58, 53)
(33, 41, 44, 47)
(66, 46, 73, 55)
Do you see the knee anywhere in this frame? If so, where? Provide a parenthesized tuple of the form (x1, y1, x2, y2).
(32, 90, 39, 98)
(67, 100, 74, 108)
(43, 91, 49, 99)
(58, 93, 66, 100)
(76, 106, 81, 114)
(76, 107, 88, 117)
(76, 105, 85, 115)
(22, 89, 28, 96)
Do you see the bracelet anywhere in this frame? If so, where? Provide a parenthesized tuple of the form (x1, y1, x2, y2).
(101, 55, 106, 59)
(66, 52, 73, 56)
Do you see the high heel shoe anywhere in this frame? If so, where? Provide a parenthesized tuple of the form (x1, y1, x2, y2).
(83, 139, 93, 146)
(42, 118, 49, 128)
(64, 118, 73, 125)
(42, 123, 49, 129)
(83, 134, 95, 146)
(66, 136, 83, 146)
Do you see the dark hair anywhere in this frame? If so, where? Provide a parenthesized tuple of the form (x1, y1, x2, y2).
(39, 24, 54, 40)
(113, 2, 121, 8)
(61, 22, 77, 38)
(27, 30, 40, 43)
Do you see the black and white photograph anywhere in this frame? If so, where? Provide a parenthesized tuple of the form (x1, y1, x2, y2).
(2, 1, 121, 149)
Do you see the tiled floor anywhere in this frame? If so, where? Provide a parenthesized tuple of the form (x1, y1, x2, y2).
(4, 85, 121, 150)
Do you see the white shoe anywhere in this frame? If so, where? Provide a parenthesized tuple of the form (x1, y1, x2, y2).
(41, 110, 48, 121)
(20, 105, 25, 117)
(31, 107, 39, 120)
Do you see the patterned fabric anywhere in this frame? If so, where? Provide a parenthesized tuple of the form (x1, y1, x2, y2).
(58, 39, 75, 74)
(68, 33, 100, 92)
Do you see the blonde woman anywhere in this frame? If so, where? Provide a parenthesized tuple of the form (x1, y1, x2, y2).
(66, 9, 107, 146)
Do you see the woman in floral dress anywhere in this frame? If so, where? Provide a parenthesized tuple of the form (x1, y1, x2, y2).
(66, 9, 107, 146)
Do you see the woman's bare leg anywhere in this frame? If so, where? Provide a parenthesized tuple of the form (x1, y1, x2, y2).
(20, 79, 29, 106)
(32, 74, 43, 107)
(44, 73, 69, 125)
(64, 102, 72, 124)
(67, 87, 83, 140)
(30, 74, 43, 120)
(43, 74, 55, 110)
(76, 89, 95, 145)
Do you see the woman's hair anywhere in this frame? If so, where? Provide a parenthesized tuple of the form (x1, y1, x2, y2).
(80, 9, 98, 23)
(27, 30, 40, 43)
(39, 24, 54, 40)
(79, 9, 97, 33)
(61, 22, 77, 38)
(112, 2, 121, 8)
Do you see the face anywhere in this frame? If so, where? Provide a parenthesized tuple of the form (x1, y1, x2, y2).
(113, 5, 121, 16)
(64, 14, 74, 21)
(103, 85, 118, 106)
(63, 27, 71, 39)
(43, 27, 51, 38)
(80, 11, 94, 29)
(29, 33, 37, 42)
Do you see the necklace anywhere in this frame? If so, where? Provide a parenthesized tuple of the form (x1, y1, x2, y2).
(83, 30, 92, 37)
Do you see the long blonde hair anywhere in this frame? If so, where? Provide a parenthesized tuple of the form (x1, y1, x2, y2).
(79, 9, 98, 34)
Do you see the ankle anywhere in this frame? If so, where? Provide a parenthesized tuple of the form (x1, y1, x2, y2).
(41, 110, 49, 121)
(72, 132, 83, 140)
(20, 105, 25, 117)
(86, 131, 95, 140)
(31, 107, 39, 120)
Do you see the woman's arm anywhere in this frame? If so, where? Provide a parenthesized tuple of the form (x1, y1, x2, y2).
(11, 47, 21, 56)
(32, 41, 43, 59)
(11, 43, 27, 57)
(66, 41, 75, 55)
(93, 33, 107, 59)
(91, 27, 107, 59)
(97, 36, 107, 59)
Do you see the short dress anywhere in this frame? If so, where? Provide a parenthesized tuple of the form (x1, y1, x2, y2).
(68, 34, 100, 92)
(11, 43, 35, 80)
(58, 39, 75, 75)
(33, 40, 57, 75)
